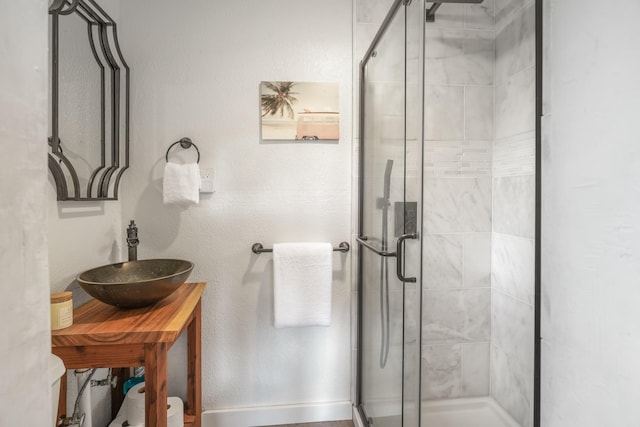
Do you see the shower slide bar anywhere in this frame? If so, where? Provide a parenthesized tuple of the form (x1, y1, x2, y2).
(356, 234, 418, 283)
(251, 241, 351, 254)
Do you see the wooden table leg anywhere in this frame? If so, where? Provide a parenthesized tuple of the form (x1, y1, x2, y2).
(145, 342, 168, 427)
(186, 300, 202, 427)
(57, 370, 67, 425)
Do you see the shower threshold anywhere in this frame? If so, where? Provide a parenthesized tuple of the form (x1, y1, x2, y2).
(422, 397, 521, 427)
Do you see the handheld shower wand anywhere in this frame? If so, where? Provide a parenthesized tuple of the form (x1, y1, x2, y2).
(379, 159, 393, 368)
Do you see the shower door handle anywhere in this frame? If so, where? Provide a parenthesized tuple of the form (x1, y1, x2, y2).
(357, 234, 418, 283)
(396, 233, 418, 283)
(356, 236, 397, 258)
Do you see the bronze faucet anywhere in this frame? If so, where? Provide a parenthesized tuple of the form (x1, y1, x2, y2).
(126, 220, 139, 261)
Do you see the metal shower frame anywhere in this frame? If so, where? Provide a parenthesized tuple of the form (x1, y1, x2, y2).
(355, 0, 543, 426)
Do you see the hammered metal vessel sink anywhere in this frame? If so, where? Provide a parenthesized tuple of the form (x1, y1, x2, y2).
(77, 259, 194, 309)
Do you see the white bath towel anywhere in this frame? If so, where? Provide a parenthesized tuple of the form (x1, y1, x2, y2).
(163, 162, 201, 205)
(273, 242, 333, 328)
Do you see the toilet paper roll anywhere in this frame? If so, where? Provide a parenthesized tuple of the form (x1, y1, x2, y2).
(124, 383, 184, 427)
(125, 382, 146, 426)
(167, 396, 184, 427)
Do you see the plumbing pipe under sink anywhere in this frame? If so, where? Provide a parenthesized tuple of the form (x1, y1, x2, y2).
(75, 369, 94, 427)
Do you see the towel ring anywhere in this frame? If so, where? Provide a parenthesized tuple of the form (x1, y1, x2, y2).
(165, 137, 200, 163)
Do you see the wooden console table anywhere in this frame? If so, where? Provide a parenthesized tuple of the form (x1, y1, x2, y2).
(52, 282, 205, 427)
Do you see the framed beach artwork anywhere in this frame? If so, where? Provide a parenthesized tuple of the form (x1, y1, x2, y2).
(260, 81, 339, 141)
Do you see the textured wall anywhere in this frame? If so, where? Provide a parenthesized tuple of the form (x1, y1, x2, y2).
(0, 1, 51, 425)
(117, 0, 353, 412)
(541, 0, 640, 425)
(490, 0, 536, 425)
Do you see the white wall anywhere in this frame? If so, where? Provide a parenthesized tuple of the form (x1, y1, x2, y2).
(47, 199, 122, 297)
(0, 1, 51, 425)
(117, 0, 353, 416)
(542, 0, 640, 425)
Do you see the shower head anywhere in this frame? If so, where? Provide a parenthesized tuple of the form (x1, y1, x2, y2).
(383, 160, 393, 201)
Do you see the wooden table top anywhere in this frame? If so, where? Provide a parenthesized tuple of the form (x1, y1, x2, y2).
(52, 282, 206, 347)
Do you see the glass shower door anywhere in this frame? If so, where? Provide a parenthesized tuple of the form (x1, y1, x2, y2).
(357, 1, 423, 426)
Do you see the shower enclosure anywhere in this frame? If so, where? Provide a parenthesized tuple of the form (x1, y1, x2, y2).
(356, 0, 540, 426)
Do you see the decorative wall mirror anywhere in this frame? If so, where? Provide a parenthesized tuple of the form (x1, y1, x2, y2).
(48, 0, 129, 201)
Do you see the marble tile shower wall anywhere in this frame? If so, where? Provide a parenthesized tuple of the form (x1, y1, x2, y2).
(491, 1, 535, 426)
(422, 0, 495, 401)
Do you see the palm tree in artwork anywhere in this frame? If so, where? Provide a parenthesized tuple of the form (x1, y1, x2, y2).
(261, 81, 299, 119)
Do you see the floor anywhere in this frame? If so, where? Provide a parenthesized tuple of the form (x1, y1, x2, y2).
(267, 421, 354, 427)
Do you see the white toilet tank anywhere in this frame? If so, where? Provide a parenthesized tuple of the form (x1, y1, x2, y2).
(49, 354, 65, 427)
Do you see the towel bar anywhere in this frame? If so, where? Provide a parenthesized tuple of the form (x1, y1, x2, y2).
(252, 241, 350, 254)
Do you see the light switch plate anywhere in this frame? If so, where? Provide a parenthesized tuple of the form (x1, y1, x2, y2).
(200, 168, 215, 193)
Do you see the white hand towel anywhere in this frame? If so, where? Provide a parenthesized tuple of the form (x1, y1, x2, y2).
(163, 162, 201, 205)
(273, 242, 333, 328)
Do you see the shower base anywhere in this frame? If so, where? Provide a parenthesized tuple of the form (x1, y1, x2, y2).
(422, 397, 520, 427)
(354, 397, 519, 427)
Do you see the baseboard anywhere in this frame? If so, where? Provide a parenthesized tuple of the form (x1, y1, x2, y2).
(202, 401, 353, 427)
